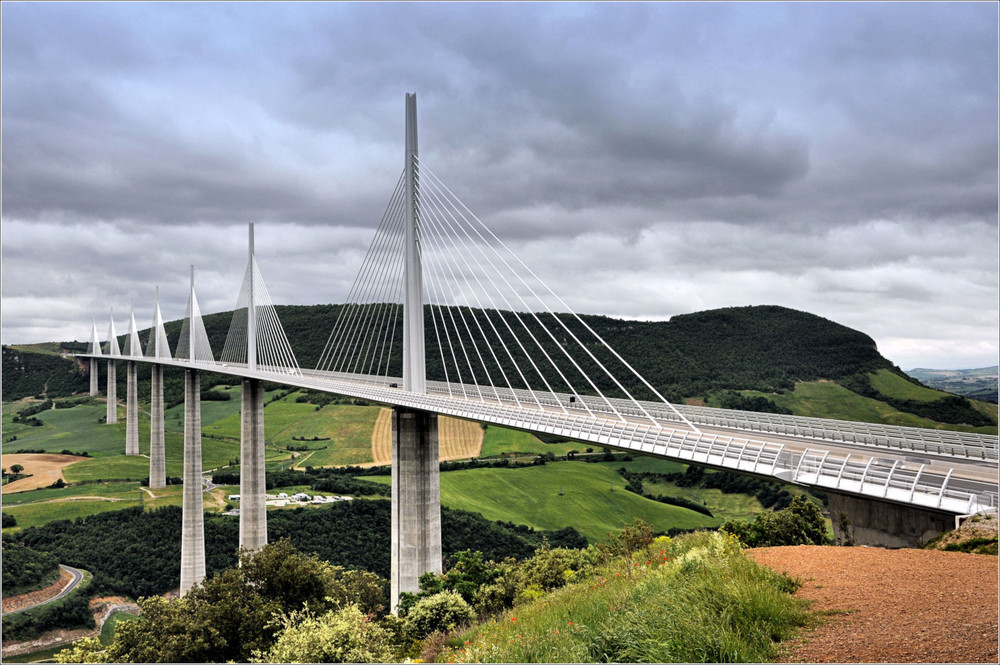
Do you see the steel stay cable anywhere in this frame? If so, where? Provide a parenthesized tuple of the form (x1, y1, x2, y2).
(416, 199, 487, 403)
(328, 192, 406, 373)
(420, 175, 570, 415)
(418, 159, 684, 429)
(420, 191, 539, 410)
(416, 195, 504, 404)
(317, 171, 406, 371)
(320, 176, 406, 372)
(419, 192, 525, 408)
(418, 163, 601, 419)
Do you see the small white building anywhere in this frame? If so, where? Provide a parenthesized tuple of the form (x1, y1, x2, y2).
(228, 494, 240, 502)
(291, 492, 311, 502)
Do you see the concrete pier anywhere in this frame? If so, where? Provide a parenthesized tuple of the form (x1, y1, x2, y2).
(106, 360, 118, 424)
(125, 361, 139, 456)
(149, 364, 166, 488)
(180, 369, 206, 594)
(390, 408, 441, 612)
(828, 491, 954, 548)
(89, 358, 99, 396)
(239, 378, 267, 550)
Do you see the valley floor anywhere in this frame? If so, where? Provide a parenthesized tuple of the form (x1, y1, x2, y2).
(748, 546, 998, 663)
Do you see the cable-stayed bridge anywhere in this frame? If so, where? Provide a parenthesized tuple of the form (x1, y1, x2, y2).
(76, 94, 998, 609)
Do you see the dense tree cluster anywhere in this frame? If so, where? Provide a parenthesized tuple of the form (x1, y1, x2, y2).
(2, 501, 585, 602)
(2, 542, 59, 592)
(2, 347, 87, 401)
(3, 591, 94, 641)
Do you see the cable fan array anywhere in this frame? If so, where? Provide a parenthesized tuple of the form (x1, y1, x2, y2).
(316, 157, 695, 430)
(221, 254, 301, 375)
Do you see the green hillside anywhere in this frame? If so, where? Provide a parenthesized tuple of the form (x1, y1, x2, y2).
(364, 461, 723, 542)
(5, 303, 995, 431)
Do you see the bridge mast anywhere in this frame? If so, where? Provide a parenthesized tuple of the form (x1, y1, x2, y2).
(392, 93, 441, 612)
(403, 92, 425, 393)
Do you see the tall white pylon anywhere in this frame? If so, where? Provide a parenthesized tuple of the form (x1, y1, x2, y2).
(147, 288, 168, 489)
(403, 92, 426, 394)
(176, 265, 215, 363)
(180, 265, 207, 595)
(88, 318, 102, 396)
(124, 301, 140, 456)
(105, 309, 120, 424)
(145, 286, 172, 361)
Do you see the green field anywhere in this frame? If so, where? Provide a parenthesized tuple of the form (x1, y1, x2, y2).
(1, 484, 184, 532)
(2, 401, 125, 457)
(745, 380, 998, 434)
(2, 495, 144, 530)
(480, 426, 582, 457)
(869, 369, 954, 402)
(289, 405, 381, 467)
(365, 460, 720, 542)
(1, 481, 140, 506)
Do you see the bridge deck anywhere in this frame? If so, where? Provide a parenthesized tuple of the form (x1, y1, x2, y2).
(80, 354, 998, 515)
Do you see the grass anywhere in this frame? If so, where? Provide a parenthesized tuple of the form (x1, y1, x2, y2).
(99, 610, 141, 646)
(1, 481, 141, 506)
(868, 369, 950, 402)
(2, 402, 125, 457)
(744, 380, 998, 433)
(288, 405, 381, 467)
(444, 531, 808, 664)
(1, 495, 145, 530)
(365, 460, 720, 542)
(480, 427, 582, 457)
(1, 642, 69, 662)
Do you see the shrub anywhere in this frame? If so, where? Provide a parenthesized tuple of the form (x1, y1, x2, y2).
(721, 495, 829, 547)
(253, 605, 396, 663)
(2, 512, 16, 528)
(404, 591, 475, 639)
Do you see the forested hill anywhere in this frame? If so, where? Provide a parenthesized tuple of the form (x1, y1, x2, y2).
(3, 304, 898, 403)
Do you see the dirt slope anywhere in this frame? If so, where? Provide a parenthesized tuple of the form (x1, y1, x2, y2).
(748, 545, 998, 663)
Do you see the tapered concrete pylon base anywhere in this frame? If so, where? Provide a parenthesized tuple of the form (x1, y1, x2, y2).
(149, 365, 166, 489)
(106, 361, 118, 424)
(390, 408, 441, 613)
(89, 358, 99, 396)
(180, 370, 206, 595)
(239, 379, 267, 551)
(125, 362, 139, 456)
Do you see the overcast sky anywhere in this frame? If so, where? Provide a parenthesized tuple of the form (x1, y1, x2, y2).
(2, 2, 997, 371)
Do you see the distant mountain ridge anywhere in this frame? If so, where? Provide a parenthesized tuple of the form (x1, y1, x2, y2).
(906, 366, 998, 404)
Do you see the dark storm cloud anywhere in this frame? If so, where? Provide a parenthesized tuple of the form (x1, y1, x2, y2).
(1, 2, 997, 369)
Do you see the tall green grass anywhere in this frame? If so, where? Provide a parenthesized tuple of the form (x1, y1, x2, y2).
(444, 531, 807, 663)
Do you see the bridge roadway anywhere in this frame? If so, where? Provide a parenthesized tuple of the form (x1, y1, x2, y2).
(82, 354, 998, 514)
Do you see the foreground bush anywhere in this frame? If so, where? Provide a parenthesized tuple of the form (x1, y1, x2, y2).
(405, 591, 476, 639)
(57, 540, 386, 663)
(253, 605, 396, 663)
(720, 495, 828, 548)
(441, 531, 807, 663)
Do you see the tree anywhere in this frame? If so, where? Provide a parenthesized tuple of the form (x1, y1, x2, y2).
(88, 539, 388, 664)
(10, 464, 23, 474)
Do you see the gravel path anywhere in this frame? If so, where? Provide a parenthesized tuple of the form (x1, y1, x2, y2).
(748, 545, 998, 663)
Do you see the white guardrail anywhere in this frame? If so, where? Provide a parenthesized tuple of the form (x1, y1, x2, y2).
(78, 356, 999, 515)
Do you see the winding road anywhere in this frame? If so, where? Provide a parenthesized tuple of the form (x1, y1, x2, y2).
(2, 565, 85, 616)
